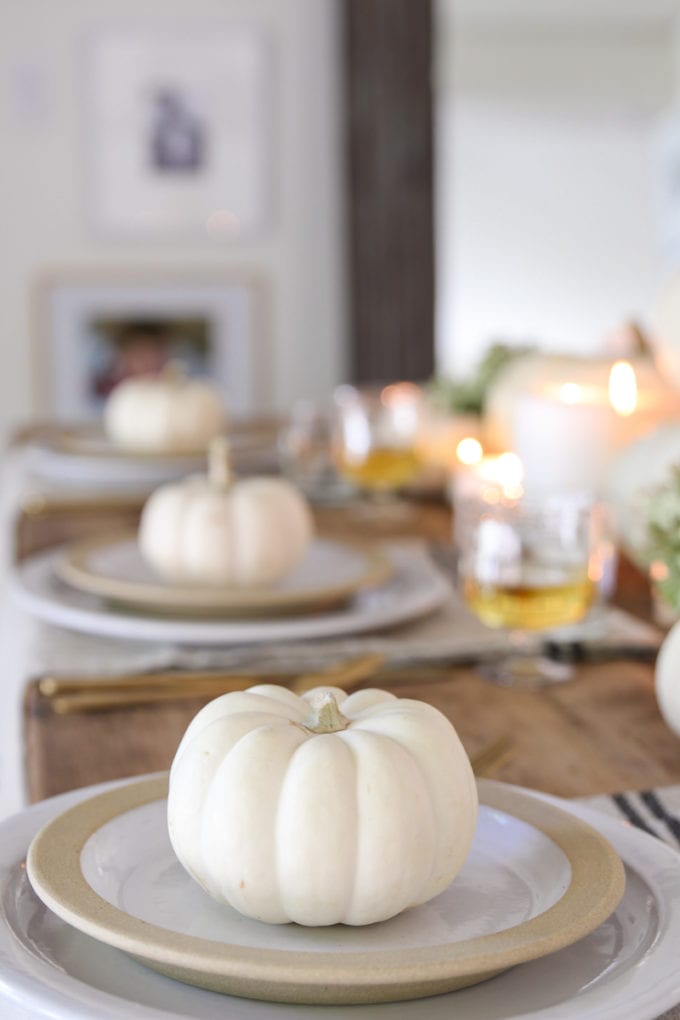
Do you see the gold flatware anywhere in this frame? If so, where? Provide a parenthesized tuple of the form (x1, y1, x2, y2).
(20, 492, 145, 519)
(45, 653, 386, 714)
(470, 735, 515, 778)
(49, 686, 250, 714)
(39, 671, 257, 697)
(39, 655, 469, 702)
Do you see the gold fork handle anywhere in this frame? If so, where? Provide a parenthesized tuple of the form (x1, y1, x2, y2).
(470, 736, 515, 777)
(39, 671, 258, 697)
(46, 653, 387, 714)
(50, 685, 249, 714)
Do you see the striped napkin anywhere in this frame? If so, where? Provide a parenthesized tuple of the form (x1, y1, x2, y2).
(579, 785, 680, 852)
(578, 785, 680, 1020)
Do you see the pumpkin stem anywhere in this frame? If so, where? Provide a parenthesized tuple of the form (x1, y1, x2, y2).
(304, 691, 349, 734)
(208, 435, 233, 489)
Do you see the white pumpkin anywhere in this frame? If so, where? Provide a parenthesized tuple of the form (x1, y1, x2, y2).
(655, 621, 680, 737)
(139, 438, 313, 585)
(104, 364, 226, 452)
(168, 685, 478, 927)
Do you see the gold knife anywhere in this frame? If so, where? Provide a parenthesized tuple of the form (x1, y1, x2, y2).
(44, 653, 387, 714)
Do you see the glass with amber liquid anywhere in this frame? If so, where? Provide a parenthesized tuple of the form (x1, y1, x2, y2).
(456, 493, 602, 686)
(333, 383, 423, 501)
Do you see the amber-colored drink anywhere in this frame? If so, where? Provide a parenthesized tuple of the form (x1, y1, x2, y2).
(463, 575, 595, 631)
(337, 446, 420, 491)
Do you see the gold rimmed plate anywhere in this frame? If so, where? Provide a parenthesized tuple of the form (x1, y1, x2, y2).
(56, 532, 393, 617)
(26, 775, 624, 1006)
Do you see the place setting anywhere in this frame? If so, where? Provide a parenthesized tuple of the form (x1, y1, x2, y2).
(20, 365, 280, 494)
(4, 701, 680, 1020)
(10, 486, 449, 650)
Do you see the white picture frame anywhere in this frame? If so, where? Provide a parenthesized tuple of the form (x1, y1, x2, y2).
(33, 271, 269, 420)
(84, 22, 274, 239)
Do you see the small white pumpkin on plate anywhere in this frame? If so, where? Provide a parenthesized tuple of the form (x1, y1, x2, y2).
(104, 363, 226, 453)
(167, 685, 478, 927)
(139, 437, 313, 586)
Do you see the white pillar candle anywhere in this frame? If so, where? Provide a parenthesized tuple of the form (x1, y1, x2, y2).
(512, 391, 615, 496)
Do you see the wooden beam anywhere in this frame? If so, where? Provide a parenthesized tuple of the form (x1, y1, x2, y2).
(344, 0, 435, 383)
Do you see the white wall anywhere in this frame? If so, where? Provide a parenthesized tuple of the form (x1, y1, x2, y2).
(0, 0, 346, 441)
(435, 0, 678, 378)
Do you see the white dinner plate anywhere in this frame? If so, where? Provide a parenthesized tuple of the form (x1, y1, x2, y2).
(25, 776, 623, 1005)
(10, 545, 451, 645)
(56, 535, 392, 617)
(23, 423, 278, 493)
(1, 776, 680, 1019)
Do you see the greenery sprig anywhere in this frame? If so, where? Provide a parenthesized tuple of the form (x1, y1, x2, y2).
(428, 342, 535, 416)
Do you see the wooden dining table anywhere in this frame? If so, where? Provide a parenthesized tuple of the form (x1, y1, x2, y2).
(18, 496, 680, 806)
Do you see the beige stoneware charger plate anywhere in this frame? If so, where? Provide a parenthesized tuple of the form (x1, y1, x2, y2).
(55, 533, 392, 617)
(26, 775, 624, 1006)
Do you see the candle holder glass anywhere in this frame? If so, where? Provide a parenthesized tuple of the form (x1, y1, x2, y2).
(455, 492, 606, 687)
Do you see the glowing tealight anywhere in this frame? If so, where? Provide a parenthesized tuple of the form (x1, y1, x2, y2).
(496, 452, 523, 489)
(559, 383, 583, 405)
(456, 436, 483, 466)
(608, 360, 638, 417)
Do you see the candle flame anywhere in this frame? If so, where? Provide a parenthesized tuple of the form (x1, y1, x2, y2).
(559, 382, 583, 405)
(493, 452, 524, 499)
(456, 436, 483, 466)
(496, 452, 523, 485)
(608, 360, 637, 417)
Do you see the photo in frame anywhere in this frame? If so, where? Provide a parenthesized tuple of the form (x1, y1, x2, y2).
(32, 273, 268, 419)
(84, 22, 274, 238)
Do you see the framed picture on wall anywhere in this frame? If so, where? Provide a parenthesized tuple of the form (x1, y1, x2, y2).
(32, 271, 269, 420)
(83, 22, 274, 239)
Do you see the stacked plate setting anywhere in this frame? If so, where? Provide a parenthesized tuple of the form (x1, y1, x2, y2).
(12, 535, 452, 644)
(1, 774, 680, 1018)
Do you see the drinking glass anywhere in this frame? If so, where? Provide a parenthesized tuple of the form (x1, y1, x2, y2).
(332, 383, 423, 498)
(455, 492, 605, 686)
